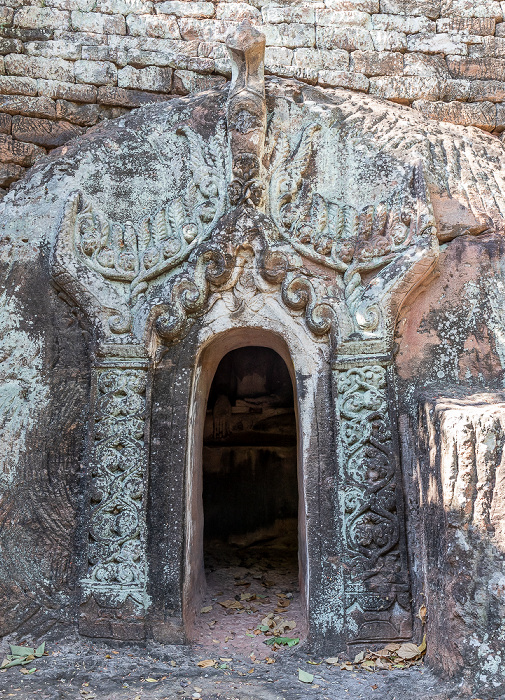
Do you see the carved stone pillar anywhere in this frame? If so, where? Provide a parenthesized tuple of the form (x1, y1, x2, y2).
(79, 345, 150, 640)
(332, 349, 412, 643)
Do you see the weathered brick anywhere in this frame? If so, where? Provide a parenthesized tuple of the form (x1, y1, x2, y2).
(81, 45, 127, 66)
(325, 0, 378, 10)
(412, 98, 496, 130)
(265, 63, 319, 84)
(262, 23, 316, 48)
(0, 95, 56, 118)
(5, 54, 74, 82)
(12, 114, 84, 147)
(71, 10, 126, 34)
(437, 17, 496, 34)
(97, 84, 173, 106)
(37, 78, 97, 102)
(372, 13, 436, 33)
(0, 161, 25, 186)
(316, 9, 371, 26)
(440, 0, 502, 20)
(318, 69, 370, 90)
(262, 5, 315, 24)
(317, 26, 374, 51)
(0, 113, 12, 134)
(94, 0, 153, 15)
(369, 75, 444, 101)
(117, 64, 172, 91)
(447, 56, 505, 81)
(352, 50, 403, 75)
(178, 18, 234, 43)
(217, 3, 261, 22)
(468, 79, 505, 102)
(24, 39, 82, 60)
(370, 29, 407, 51)
(407, 32, 467, 55)
(0, 133, 44, 166)
(469, 36, 505, 57)
(172, 69, 226, 95)
(126, 13, 180, 39)
(74, 59, 117, 86)
(156, 1, 214, 17)
(0, 38, 23, 55)
(0, 75, 38, 95)
(379, 0, 441, 19)
(293, 47, 349, 70)
(55, 98, 101, 125)
(13, 7, 70, 30)
(404, 52, 449, 77)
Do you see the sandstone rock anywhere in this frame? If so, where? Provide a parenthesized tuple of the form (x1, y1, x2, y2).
(370, 75, 443, 102)
(97, 84, 173, 106)
(24, 39, 82, 60)
(172, 69, 226, 94)
(293, 47, 349, 71)
(262, 22, 316, 48)
(262, 4, 315, 24)
(178, 18, 235, 43)
(0, 76, 38, 96)
(379, 0, 441, 19)
(0, 113, 12, 134)
(351, 49, 403, 76)
(0, 95, 56, 119)
(403, 52, 449, 78)
(325, 0, 379, 10)
(315, 9, 371, 26)
(217, 3, 261, 22)
(156, 1, 215, 18)
(126, 13, 181, 39)
(13, 7, 71, 30)
(71, 10, 126, 34)
(441, 78, 470, 100)
(55, 99, 101, 126)
(75, 59, 117, 86)
(0, 133, 44, 166)
(370, 28, 407, 51)
(317, 25, 374, 51)
(413, 98, 496, 130)
(0, 38, 23, 55)
(37, 79, 97, 103)
(81, 45, 127, 66)
(11, 114, 85, 146)
(5, 54, 75, 82)
(407, 31, 468, 55)
(469, 36, 505, 57)
(436, 16, 496, 34)
(440, 0, 503, 20)
(447, 55, 505, 81)
(318, 69, 370, 90)
(0, 7, 13, 27)
(468, 79, 505, 102)
(117, 65, 172, 92)
(372, 13, 436, 32)
(94, 0, 153, 15)
(265, 63, 318, 84)
(0, 160, 24, 186)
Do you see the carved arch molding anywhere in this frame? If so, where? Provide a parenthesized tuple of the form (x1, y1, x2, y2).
(51, 23, 445, 645)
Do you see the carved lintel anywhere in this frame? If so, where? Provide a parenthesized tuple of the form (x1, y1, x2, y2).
(226, 21, 267, 209)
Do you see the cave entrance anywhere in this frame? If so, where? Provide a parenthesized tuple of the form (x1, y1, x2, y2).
(195, 346, 301, 646)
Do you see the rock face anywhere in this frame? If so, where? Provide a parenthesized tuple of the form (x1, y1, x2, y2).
(1, 22, 505, 695)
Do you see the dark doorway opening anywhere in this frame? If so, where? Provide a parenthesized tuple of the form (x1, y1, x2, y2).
(195, 346, 300, 649)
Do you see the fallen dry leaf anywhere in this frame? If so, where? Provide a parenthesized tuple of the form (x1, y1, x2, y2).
(200, 606, 213, 614)
(418, 604, 427, 624)
(197, 659, 216, 668)
(396, 643, 421, 660)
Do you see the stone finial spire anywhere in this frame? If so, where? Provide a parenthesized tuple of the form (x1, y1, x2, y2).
(226, 21, 267, 210)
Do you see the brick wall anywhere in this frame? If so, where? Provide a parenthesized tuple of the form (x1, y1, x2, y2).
(1, 0, 505, 194)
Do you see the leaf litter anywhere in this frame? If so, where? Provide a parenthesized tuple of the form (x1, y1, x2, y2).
(325, 637, 427, 672)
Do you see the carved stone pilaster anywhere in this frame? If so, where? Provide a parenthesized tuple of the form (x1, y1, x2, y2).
(332, 350, 412, 643)
(79, 346, 150, 640)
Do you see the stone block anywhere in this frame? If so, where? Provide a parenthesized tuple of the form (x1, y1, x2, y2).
(0, 161, 24, 186)
(94, 0, 153, 15)
(54, 30, 108, 46)
(369, 75, 444, 102)
(441, 78, 470, 100)
(71, 10, 126, 34)
(262, 5, 315, 24)
(264, 46, 293, 66)
(293, 47, 349, 71)
(0, 39, 23, 55)
(262, 23, 316, 48)
(108, 35, 199, 56)
(440, 0, 502, 19)
(45, 0, 95, 10)
(55, 99, 101, 125)
(81, 46, 127, 66)
(37, 79, 97, 103)
(12, 114, 85, 147)
(351, 50, 403, 75)
(325, 0, 378, 10)
(413, 98, 496, 129)
(469, 36, 505, 57)
(97, 84, 173, 107)
(198, 42, 228, 59)
(24, 39, 82, 60)
(370, 29, 407, 51)
(265, 63, 319, 84)
(0, 7, 13, 26)
(316, 9, 370, 26)
(178, 18, 234, 43)
(407, 32, 467, 55)
(127, 49, 214, 73)
(117, 65, 172, 92)
(379, 0, 441, 19)
(13, 7, 70, 30)
(317, 26, 374, 51)
(372, 13, 436, 32)
(496, 102, 505, 129)
(0, 28, 54, 43)
(0, 113, 12, 134)
(156, 1, 214, 17)
(217, 3, 261, 22)
(75, 60, 117, 86)
(447, 56, 505, 81)
(0, 95, 56, 119)
(404, 52, 449, 77)
(436, 17, 496, 34)
(0, 76, 38, 96)
(468, 79, 505, 102)
(0, 133, 44, 166)
(172, 69, 226, 95)
(126, 13, 181, 39)
(318, 69, 370, 90)
(5, 53, 75, 82)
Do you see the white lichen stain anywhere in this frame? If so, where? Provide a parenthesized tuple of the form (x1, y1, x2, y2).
(0, 291, 49, 491)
